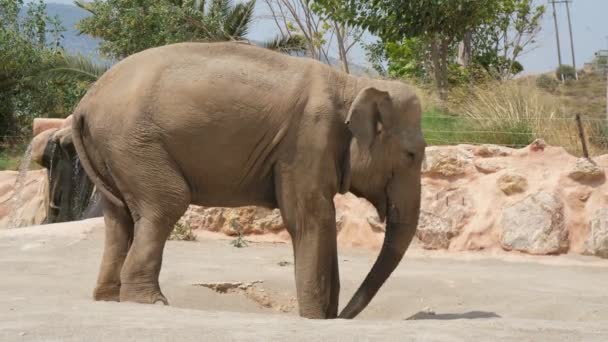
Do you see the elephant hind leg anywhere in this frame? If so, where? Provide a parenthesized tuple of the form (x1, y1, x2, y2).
(94, 198, 134, 302)
(115, 157, 191, 305)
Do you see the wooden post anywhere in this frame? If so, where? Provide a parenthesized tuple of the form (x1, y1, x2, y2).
(575, 114, 590, 158)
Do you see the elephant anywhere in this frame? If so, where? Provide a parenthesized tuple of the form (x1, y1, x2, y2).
(71, 41, 426, 319)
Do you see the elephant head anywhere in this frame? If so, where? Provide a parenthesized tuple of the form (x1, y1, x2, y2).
(339, 81, 425, 318)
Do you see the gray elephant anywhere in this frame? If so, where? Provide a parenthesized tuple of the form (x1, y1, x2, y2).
(72, 42, 425, 319)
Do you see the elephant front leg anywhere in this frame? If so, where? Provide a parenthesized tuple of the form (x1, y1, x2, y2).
(293, 194, 340, 319)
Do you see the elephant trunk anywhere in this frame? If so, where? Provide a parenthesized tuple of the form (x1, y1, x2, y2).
(338, 171, 420, 319)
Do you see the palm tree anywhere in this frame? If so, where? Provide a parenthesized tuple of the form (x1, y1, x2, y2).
(74, 0, 305, 54)
(38, 51, 109, 84)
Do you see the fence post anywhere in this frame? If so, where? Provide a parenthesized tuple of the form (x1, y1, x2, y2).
(575, 114, 590, 159)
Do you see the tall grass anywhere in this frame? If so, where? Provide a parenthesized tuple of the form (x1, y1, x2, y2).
(418, 80, 608, 156)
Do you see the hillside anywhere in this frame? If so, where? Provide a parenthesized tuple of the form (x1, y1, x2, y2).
(44, 3, 104, 62)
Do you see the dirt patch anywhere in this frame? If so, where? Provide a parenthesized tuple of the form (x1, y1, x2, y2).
(193, 281, 296, 313)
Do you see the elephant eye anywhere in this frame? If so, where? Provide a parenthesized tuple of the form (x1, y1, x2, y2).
(402, 150, 415, 160)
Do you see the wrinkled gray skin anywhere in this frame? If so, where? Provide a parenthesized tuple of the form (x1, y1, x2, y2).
(72, 42, 425, 319)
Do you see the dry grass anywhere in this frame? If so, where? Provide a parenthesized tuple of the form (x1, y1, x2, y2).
(418, 79, 608, 156)
(169, 222, 197, 241)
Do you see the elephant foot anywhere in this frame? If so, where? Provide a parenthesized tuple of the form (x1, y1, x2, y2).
(119, 283, 169, 305)
(93, 283, 121, 302)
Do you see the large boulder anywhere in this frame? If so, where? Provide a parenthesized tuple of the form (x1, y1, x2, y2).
(501, 192, 568, 255)
(0, 170, 48, 229)
(417, 187, 472, 249)
(422, 146, 472, 177)
(567, 158, 605, 182)
(585, 208, 608, 258)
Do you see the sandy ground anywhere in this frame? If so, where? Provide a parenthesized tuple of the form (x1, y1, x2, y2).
(1, 219, 608, 341)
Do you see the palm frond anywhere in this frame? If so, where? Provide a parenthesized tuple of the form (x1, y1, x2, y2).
(36, 52, 110, 84)
(222, 0, 255, 39)
(263, 34, 307, 54)
(209, 0, 232, 21)
(73, 0, 95, 14)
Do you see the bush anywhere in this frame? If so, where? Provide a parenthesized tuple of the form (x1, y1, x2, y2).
(536, 74, 559, 93)
(169, 222, 196, 241)
(556, 65, 577, 81)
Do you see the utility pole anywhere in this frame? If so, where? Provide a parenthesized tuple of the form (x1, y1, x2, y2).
(551, 0, 564, 81)
(564, 0, 578, 80)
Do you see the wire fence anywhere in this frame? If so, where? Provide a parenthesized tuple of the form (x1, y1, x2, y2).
(421, 114, 608, 157)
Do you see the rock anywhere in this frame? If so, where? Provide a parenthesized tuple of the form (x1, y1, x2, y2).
(30, 128, 58, 166)
(529, 138, 547, 152)
(474, 159, 506, 174)
(422, 147, 471, 177)
(0, 170, 48, 229)
(334, 193, 385, 249)
(417, 188, 472, 249)
(585, 208, 608, 258)
(497, 172, 528, 195)
(501, 192, 568, 255)
(473, 144, 513, 157)
(567, 158, 605, 182)
(32, 118, 65, 138)
(180, 193, 385, 249)
(179, 206, 284, 236)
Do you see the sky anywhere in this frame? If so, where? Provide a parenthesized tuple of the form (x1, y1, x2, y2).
(46, 0, 608, 75)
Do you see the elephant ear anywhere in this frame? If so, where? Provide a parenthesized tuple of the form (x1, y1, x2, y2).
(339, 87, 392, 194)
(345, 87, 392, 149)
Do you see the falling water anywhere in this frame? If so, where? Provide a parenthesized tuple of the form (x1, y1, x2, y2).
(47, 140, 57, 186)
(6, 143, 34, 228)
(81, 190, 102, 219)
(71, 157, 86, 217)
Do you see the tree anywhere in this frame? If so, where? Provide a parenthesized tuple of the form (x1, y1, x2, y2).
(75, 0, 305, 60)
(314, 0, 501, 99)
(0, 0, 108, 145)
(262, 0, 362, 73)
(0, 0, 66, 142)
(74, 0, 251, 59)
(472, 0, 545, 79)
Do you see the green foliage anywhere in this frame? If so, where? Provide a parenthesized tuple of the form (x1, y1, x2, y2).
(75, 0, 258, 60)
(535, 74, 559, 93)
(384, 38, 428, 80)
(0, 145, 25, 171)
(0, 0, 67, 141)
(314, 0, 499, 43)
(262, 34, 307, 54)
(472, 0, 544, 78)
(556, 64, 577, 81)
(169, 222, 197, 241)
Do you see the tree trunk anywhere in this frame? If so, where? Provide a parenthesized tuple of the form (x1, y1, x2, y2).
(457, 30, 472, 67)
(334, 22, 350, 74)
(430, 39, 446, 102)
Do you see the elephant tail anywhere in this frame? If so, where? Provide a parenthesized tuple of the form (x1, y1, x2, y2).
(71, 113, 125, 208)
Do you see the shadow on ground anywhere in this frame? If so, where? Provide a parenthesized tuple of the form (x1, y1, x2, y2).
(405, 310, 501, 320)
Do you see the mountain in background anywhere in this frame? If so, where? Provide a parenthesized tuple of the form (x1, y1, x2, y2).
(45, 3, 104, 62)
(44, 3, 375, 76)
